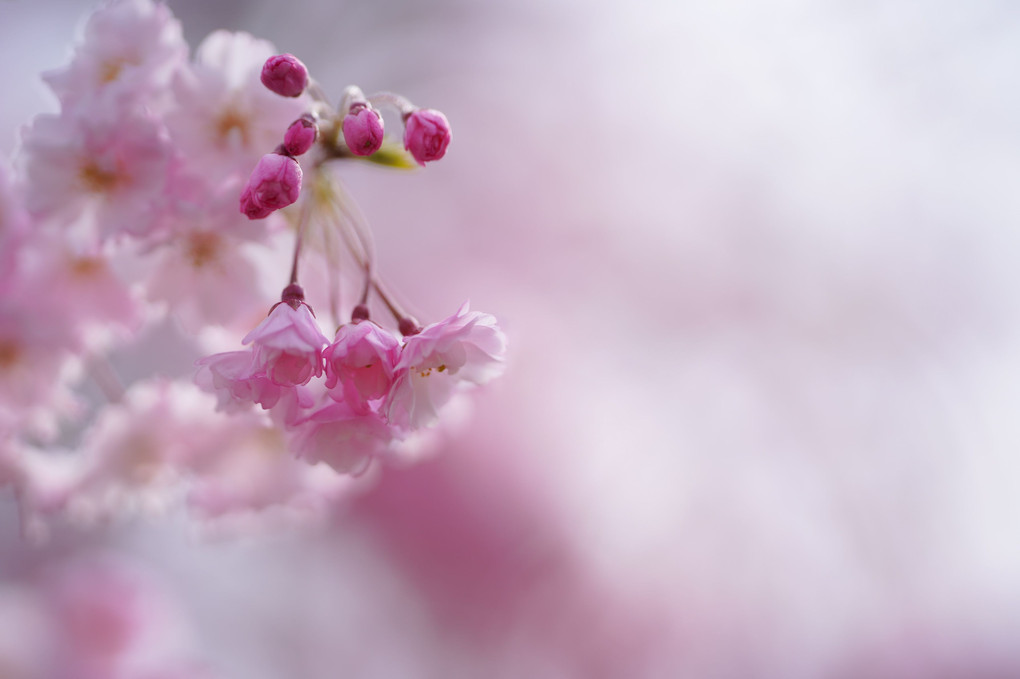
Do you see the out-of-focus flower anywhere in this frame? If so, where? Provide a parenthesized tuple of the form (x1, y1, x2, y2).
(168, 30, 305, 179)
(288, 401, 392, 475)
(42, 0, 187, 113)
(260, 53, 308, 98)
(19, 110, 173, 242)
(145, 179, 273, 331)
(0, 295, 80, 440)
(184, 413, 354, 525)
(403, 108, 451, 165)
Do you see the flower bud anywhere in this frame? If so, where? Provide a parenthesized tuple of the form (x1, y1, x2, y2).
(239, 153, 302, 220)
(260, 54, 308, 98)
(403, 108, 451, 165)
(283, 116, 318, 156)
(342, 105, 385, 157)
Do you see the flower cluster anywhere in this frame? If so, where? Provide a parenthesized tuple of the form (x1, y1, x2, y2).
(0, 0, 504, 533)
(199, 294, 504, 475)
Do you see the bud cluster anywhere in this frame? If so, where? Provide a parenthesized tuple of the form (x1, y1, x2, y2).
(208, 52, 500, 475)
(239, 56, 454, 221)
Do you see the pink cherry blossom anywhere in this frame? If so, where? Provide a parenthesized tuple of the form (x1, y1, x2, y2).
(239, 152, 302, 219)
(0, 294, 80, 440)
(242, 303, 329, 387)
(62, 380, 227, 520)
(42, 0, 188, 113)
(145, 180, 272, 331)
(387, 303, 506, 431)
(260, 53, 308, 97)
(323, 320, 401, 412)
(342, 105, 385, 156)
(195, 350, 288, 410)
(32, 245, 140, 349)
(167, 31, 306, 179)
(288, 402, 392, 475)
(403, 108, 452, 165)
(182, 413, 354, 525)
(19, 110, 173, 242)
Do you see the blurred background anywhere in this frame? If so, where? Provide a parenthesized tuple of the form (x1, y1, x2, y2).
(3, 0, 1020, 677)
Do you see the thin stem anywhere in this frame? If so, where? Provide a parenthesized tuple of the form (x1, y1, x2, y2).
(372, 278, 410, 322)
(366, 91, 416, 119)
(321, 213, 342, 327)
(318, 170, 418, 327)
(306, 77, 332, 108)
(288, 195, 314, 286)
(338, 85, 365, 117)
(329, 179, 376, 306)
(323, 194, 410, 325)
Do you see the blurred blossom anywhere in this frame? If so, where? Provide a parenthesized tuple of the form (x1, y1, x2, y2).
(2, 0, 1020, 678)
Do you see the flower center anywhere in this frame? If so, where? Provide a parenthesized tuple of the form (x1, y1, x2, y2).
(414, 363, 446, 378)
(98, 55, 139, 84)
(185, 232, 221, 269)
(70, 256, 105, 278)
(215, 106, 251, 148)
(123, 433, 163, 484)
(79, 161, 121, 194)
(0, 339, 21, 371)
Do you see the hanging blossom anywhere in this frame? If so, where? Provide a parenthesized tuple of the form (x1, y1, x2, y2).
(1, 0, 505, 534)
(195, 56, 504, 477)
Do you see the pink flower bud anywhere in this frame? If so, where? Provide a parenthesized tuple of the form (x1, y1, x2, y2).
(342, 105, 385, 157)
(283, 116, 318, 156)
(239, 153, 302, 220)
(403, 108, 451, 165)
(260, 54, 308, 98)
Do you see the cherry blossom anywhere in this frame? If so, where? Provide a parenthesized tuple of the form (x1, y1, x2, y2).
(387, 303, 506, 431)
(19, 110, 173, 242)
(145, 179, 272, 331)
(167, 30, 306, 179)
(323, 320, 401, 412)
(242, 301, 329, 387)
(287, 401, 392, 475)
(42, 0, 188, 114)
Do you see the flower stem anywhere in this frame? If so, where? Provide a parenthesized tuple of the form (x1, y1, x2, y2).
(288, 195, 314, 286)
(367, 91, 416, 120)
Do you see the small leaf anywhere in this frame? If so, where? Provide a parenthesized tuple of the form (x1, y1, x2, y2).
(362, 141, 418, 169)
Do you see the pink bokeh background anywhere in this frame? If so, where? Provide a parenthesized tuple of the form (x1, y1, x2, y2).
(2, 0, 1020, 676)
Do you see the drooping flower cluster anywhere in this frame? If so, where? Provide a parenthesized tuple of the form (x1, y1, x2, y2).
(0, 0, 504, 534)
(198, 293, 504, 475)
